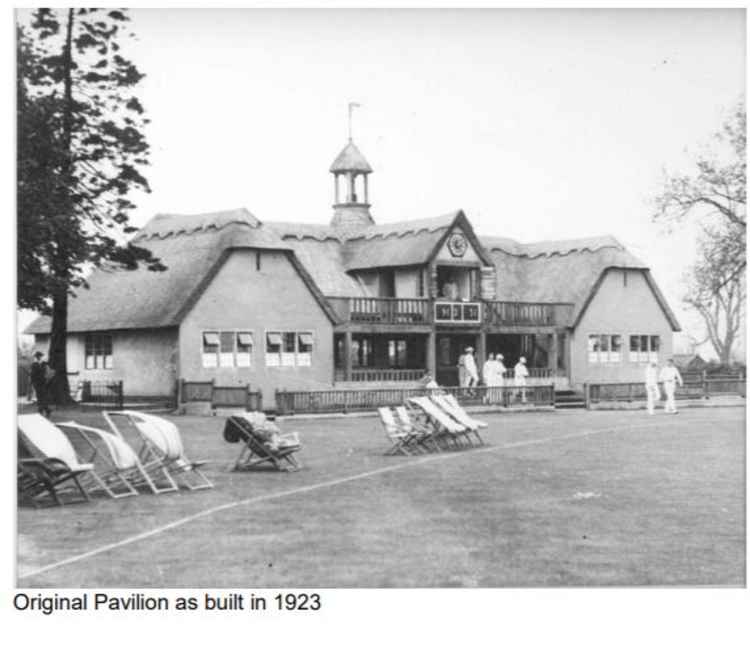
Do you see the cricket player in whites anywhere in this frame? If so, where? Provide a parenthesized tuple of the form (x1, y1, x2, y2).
(645, 361, 660, 415)
(659, 358, 684, 414)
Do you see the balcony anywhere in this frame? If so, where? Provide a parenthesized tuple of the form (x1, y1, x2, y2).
(485, 301, 574, 328)
(328, 297, 575, 328)
(327, 297, 431, 326)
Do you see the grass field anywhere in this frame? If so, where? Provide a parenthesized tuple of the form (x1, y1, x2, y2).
(17, 407, 745, 587)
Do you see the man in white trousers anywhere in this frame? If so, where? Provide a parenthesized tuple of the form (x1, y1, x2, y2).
(644, 361, 660, 415)
(659, 358, 683, 414)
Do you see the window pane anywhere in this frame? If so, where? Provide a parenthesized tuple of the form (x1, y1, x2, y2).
(104, 354, 113, 370)
(630, 335, 639, 352)
(203, 332, 220, 347)
(650, 336, 660, 352)
(266, 332, 282, 347)
(599, 335, 610, 352)
(283, 332, 296, 353)
(237, 332, 253, 347)
(588, 335, 598, 353)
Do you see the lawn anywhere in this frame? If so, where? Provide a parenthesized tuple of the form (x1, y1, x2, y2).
(17, 407, 745, 587)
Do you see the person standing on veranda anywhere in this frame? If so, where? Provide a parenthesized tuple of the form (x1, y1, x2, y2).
(514, 355, 529, 403)
(464, 346, 479, 394)
(659, 358, 683, 414)
(644, 361, 660, 415)
(457, 349, 468, 388)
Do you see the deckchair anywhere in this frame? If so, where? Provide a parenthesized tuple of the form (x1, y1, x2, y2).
(224, 415, 301, 472)
(431, 394, 486, 446)
(17, 415, 93, 506)
(394, 405, 442, 453)
(103, 411, 212, 491)
(407, 396, 473, 449)
(378, 407, 430, 455)
(56, 422, 150, 498)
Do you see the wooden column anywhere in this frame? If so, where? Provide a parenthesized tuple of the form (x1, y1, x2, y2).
(427, 331, 436, 377)
(334, 174, 340, 204)
(364, 174, 369, 203)
(344, 330, 353, 381)
(550, 332, 558, 372)
(477, 332, 486, 375)
(349, 173, 355, 202)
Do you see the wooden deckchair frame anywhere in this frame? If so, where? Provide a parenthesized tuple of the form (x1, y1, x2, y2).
(57, 422, 144, 499)
(378, 407, 429, 455)
(394, 406, 442, 454)
(103, 411, 213, 491)
(407, 397, 473, 449)
(225, 416, 301, 472)
(17, 436, 91, 508)
(431, 395, 485, 447)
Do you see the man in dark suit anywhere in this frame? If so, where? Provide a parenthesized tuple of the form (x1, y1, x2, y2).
(30, 351, 52, 417)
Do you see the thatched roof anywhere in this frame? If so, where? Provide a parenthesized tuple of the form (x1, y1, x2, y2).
(26, 208, 679, 334)
(329, 140, 372, 174)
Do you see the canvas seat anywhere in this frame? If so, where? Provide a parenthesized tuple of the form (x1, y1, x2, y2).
(407, 397, 473, 449)
(17, 414, 93, 507)
(57, 422, 153, 498)
(378, 406, 432, 456)
(103, 411, 213, 491)
(394, 405, 442, 453)
(431, 394, 486, 446)
(224, 414, 301, 472)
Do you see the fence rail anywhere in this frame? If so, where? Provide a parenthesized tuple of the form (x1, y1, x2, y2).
(180, 380, 262, 411)
(335, 367, 427, 383)
(275, 384, 555, 415)
(78, 380, 124, 409)
(585, 375, 746, 406)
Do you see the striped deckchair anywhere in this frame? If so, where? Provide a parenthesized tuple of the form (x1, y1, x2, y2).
(378, 406, 433, 455)
(394, 405, 442, 453)
(57, 422, 152, 498)
(431, 395, 486, 446)
(18, 414, 94, 506)
(103, 411, 212, 491)
(223, 415, 301, 471)
(407, 397, 473, 449)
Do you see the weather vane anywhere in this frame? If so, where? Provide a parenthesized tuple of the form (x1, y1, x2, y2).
(348, 102, 361, 141)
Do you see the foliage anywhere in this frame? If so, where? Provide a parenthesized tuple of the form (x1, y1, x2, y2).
(654, 102, 746, 363)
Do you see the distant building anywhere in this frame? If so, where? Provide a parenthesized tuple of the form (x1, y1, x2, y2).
(26, 136, 680, 405)
(673, 353, 708, 373)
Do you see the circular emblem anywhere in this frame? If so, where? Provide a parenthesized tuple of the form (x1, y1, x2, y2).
(447, 233, 468, 257)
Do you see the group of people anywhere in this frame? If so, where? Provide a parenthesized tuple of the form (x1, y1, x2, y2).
(455, 346, 530, 401)
(645, 358, 684, 415)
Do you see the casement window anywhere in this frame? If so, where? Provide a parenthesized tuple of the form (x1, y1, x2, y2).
(202, 330, 253, 368)
(588, 334, 622, 364)
(85, 333, 113, 369)
(266, 331, 314, 367)
(351, 336, 374, 368)
(629, 335, 660, 363)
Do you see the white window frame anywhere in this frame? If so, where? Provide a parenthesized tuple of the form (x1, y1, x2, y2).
(265, 330, 314, 368)
(85, 333, 113, 370)
(629, 334, 661, 363)
(202, 330, 254, 368)
(588, 334, 622, 364)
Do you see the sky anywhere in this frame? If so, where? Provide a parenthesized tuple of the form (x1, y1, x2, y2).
(16, 8, 746, 355)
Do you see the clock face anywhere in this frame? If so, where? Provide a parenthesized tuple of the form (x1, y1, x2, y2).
(447, 233, 468, 257)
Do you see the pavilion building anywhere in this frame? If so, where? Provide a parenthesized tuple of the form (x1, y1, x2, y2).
(27, 136, 680, 406)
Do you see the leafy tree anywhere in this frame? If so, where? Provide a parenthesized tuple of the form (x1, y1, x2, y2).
(654, 102, 746, 363)
(17, 9, 165, 403)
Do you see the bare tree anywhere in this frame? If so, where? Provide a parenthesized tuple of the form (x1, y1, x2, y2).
(654, 102, 746, 363)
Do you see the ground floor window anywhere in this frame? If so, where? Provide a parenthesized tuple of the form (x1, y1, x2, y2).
(266, 331, 314, 367)
(588, 334, 622, 364)
(629, 335, 660, 363)
(85, 333, 113, 369)
(202, 330, 254, 368)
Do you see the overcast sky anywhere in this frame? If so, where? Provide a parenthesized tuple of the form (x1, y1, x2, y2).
(17, 8, 746, 353)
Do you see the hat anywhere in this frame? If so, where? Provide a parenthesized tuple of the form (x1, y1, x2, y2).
(465, 346, 474, 352)
(520, 356, 527, 363)
(497, 354, 504, 360)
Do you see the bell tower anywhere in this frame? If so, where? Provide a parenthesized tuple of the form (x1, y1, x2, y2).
(329, 105, 375, 230)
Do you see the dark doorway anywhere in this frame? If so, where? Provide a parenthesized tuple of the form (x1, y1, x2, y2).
(487, 333, 550, 369)
(436, 333, 478, 386)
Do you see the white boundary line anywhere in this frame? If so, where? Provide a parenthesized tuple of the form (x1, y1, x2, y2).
(17, 416, 743, 581)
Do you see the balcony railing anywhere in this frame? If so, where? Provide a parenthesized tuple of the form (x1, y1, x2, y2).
(327, 297, 431, 325)
(485, 301, 574, 327)
(328, 297, 575, 327)
(334, 368, 427, 383)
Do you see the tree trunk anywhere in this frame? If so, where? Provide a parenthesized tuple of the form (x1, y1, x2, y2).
(47, 289, 71, 404)
(46, 8, 75, 405)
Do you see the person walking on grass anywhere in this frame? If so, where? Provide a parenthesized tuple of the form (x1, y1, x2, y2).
(645, 360, 660, 415)
(659, 358, 683, 414)
(464, 346, 479, 395)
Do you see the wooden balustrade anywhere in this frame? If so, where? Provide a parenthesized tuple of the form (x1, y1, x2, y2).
(485, 301, 574, 327)
(335, 367, 427, 383)
(327, 297, 431, 325)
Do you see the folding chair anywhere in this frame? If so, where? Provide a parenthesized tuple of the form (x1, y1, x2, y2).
(224, 415, 301, 472)
(103, 411, 212, 491)
(408, 397, 473, 449)
(378, 407, 430, 455)
(57, 422, 151, 498)
(394, 405, 442, 453)
(431, 394, 486, 446)
(17, 415, 93, 507)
